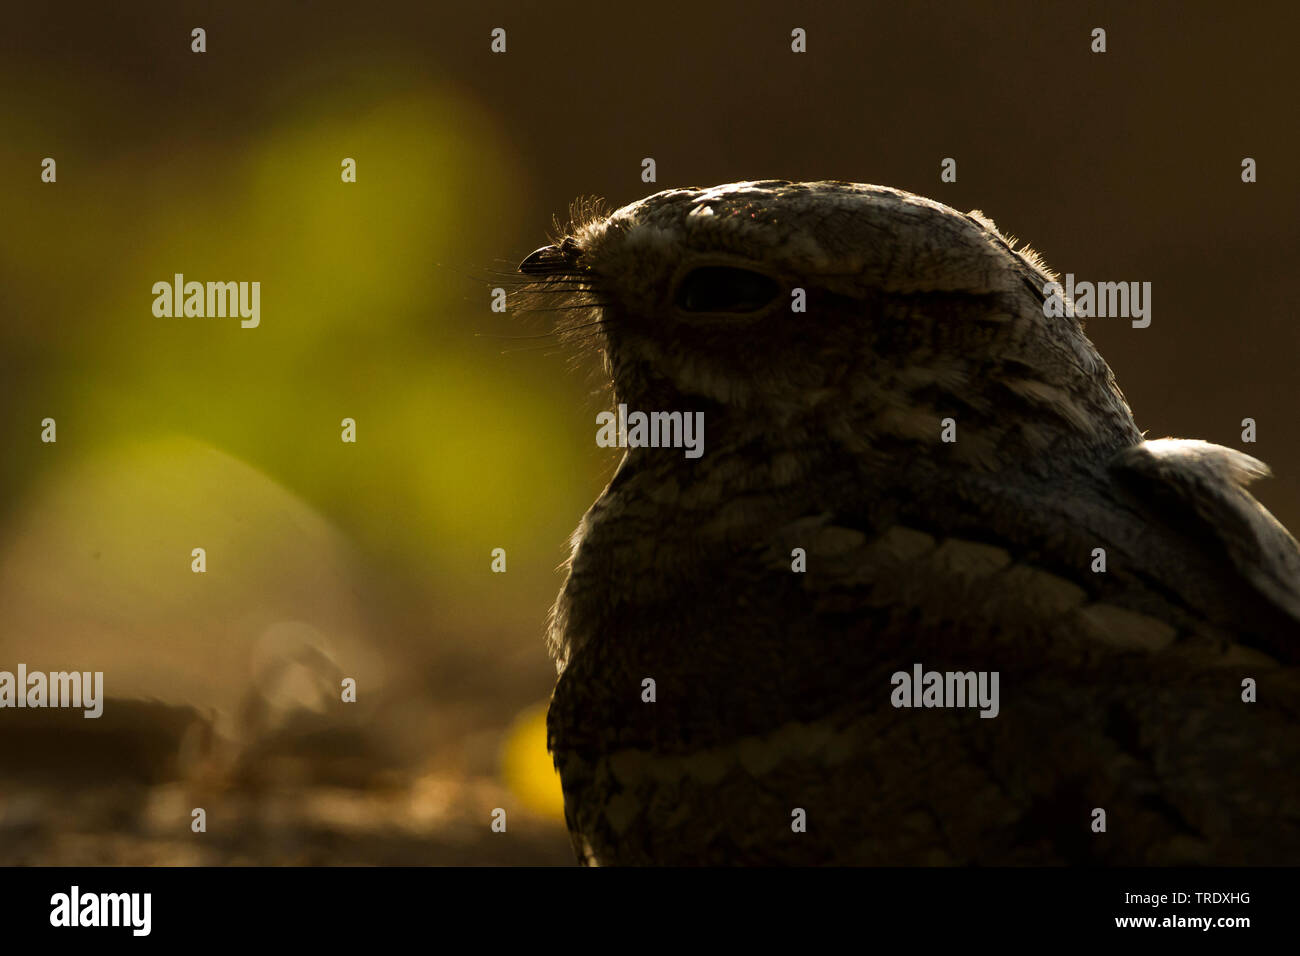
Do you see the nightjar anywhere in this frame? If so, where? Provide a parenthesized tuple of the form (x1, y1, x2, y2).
(518, 181, 1300, 865)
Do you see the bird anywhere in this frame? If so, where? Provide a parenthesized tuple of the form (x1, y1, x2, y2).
(517, 180, 1300, 865)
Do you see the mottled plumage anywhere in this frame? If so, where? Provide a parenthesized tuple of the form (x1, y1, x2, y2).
(519, 181, 1300, 865)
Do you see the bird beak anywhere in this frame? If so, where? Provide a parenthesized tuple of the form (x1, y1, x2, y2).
(519, 244, 570, 276)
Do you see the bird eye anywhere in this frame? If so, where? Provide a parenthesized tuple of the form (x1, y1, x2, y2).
(674, 266, 780, 314)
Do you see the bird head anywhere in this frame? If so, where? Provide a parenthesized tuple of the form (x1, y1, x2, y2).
(520, 180, 1140, 476)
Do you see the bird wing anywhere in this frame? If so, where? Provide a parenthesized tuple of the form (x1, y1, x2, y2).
(1110, 439, 1300, 660)
(747, 446, 1300, 863)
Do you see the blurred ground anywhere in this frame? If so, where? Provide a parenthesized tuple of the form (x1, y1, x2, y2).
(0, 696, 573, 865)
(0, 437, 577, 864)
(1, 779, 573, 866)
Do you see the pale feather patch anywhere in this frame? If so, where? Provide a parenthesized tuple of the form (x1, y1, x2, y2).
(736, 735, 786, 778)
(1002, 378, 1097, 433)
(600, 718, 857, 798)
(702, 496, 770, 535)
(1213, 643, 1280, 669)
(1076, 603, 1177, 651)
(895, 361, 971, 393)
(868, 525, 937, 562)
(621, 222, 681, 252)
(930, 538, 1013, 576)
(872, 406, 943, 442)
(999, 565, 1088, 615)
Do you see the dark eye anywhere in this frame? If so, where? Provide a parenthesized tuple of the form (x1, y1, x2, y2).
(675, 266, 780, 313)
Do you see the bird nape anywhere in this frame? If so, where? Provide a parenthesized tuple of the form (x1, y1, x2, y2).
(517, 180, 1300, 866)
